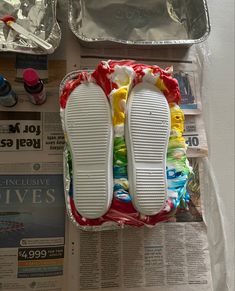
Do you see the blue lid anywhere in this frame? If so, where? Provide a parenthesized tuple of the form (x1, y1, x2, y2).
(0, 75, 5, 87)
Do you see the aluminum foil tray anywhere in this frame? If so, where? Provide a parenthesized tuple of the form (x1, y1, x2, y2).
(68, 0, 210, 47)
(0, 0, 61, 54)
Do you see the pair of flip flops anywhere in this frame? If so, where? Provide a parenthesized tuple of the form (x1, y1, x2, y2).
(60, 60, 191, 227)
(64, 81, 170, 219)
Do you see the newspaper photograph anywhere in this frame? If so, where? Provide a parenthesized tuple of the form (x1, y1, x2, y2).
(65, 158, 213, 291)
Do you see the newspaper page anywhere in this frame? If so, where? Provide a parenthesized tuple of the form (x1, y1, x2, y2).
(0, 59, 66, 291)
(0, 87, 64, 164)
(0, 50, 211, 291)
(66, 158, 213, 291)
(184, 115, 208, 157)
(0, 164, 65, 291)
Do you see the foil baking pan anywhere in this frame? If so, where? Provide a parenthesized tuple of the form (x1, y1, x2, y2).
(68, 0, 210, 47)
(0, 0, 61, 54)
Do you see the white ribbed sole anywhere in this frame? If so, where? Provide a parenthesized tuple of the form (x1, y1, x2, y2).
(65, 83, 113, 219)
(126, 83, 170, 215)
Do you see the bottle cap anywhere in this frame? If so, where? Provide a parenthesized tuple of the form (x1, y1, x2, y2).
(0, 75, 5, 87)
(23, 68, 40, 86)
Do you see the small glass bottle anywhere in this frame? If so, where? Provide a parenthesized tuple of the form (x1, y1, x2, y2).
(23, 68, 46, 105)
(0, 75, 18, 107)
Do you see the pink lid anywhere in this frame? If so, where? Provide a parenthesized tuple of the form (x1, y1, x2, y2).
(23, 68, 40, 86)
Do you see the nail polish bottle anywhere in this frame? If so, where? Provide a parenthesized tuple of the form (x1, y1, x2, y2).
(0, 75, 18, 107)
(23, 68, 46, 105)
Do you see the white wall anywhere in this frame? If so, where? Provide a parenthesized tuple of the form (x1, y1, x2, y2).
(203, 0, 234, 290)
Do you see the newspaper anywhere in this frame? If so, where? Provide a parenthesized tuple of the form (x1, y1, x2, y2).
(65, 158, 213, 291)
(184, 115, 208, 157)
(0, 50, 211, 291)
(0, 163, 65, 291)
(66, 222, 212, 291)
(0, 87, 64, 164)
(0, 60, 66, 290)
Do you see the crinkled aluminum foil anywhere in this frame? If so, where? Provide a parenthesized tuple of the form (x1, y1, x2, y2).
(68, 0, 210, 46)
(0, 0, 61, 54)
